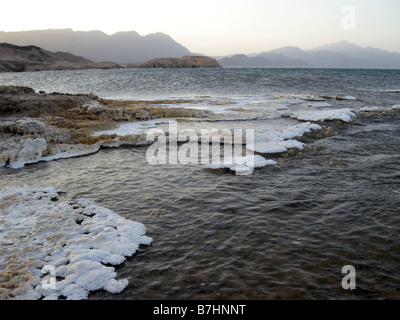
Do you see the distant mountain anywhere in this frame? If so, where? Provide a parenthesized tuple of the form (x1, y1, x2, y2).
(0, 43, 121, 72)
(0, 29, 192, 64)
(310, 40, 400, 68)
(220, 41, 400, 69)
(272, 41, 400, 68)
(219, 53, 310, 68)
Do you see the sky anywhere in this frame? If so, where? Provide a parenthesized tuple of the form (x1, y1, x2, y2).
(1, 0, 400, 56)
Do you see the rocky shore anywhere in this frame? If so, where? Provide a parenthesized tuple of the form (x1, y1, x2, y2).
(0, 86, 211, 168)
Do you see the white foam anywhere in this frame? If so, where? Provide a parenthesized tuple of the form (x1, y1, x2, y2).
(0, 188, 152, 300)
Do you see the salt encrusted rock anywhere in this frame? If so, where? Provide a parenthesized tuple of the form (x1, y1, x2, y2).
(14, 119, 46, 134)
(248, 122, 322, 154)
(0, 187, 152, 300)
(283, 108, 356, 123)
(135, 109, 151, 120)
(83, 101, 132, 121)
(0, 138, 47, 167)
(0, 118, 99, 168)
(0, 119, 46, 135)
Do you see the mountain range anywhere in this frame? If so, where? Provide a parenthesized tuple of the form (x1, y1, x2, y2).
(219, 41, 400, 69)
(0, 29, 191, 64)
(0, 29, 400, 68)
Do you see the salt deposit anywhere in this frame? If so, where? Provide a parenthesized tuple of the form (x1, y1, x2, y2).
(205, 155, 277, 173)
(0, 138, 101, 169)
(0, 187, 152, 300)
(283, 108, 356, 123)
(359, 106, 383, 112)
(249, 122, 322, 154)
(0, 118, 94, 169)
(91, 119, 171, 137)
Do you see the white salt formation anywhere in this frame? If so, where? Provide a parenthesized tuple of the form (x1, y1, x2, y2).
(283, 108, 356, 123)
(250, 122, 322, 154)
(0, 188, 152, 300)
(0, 118, 101, 169)
(205, 155, 277, 173)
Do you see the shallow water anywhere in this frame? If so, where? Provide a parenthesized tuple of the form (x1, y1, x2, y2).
(1, 68, 400, 299)
(1, 112, 399, 299)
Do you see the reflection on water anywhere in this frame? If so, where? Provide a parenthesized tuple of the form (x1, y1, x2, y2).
(1, 113, 400, 300)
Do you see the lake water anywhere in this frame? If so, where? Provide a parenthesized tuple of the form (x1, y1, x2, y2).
(1, 67, 400, 299)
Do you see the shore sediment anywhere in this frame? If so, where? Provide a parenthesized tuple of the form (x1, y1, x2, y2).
(0, 86, 211, 168)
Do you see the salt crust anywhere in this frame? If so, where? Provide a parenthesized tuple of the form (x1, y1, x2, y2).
(0, 188, 152, 300)
(205, 155, 277, 173)
(0, 118, 101, 169)
(249, 122, 322, 154)
(283, 108, 356, 123)
(1, 104, 361, 169)
(359, 105, 400, 112)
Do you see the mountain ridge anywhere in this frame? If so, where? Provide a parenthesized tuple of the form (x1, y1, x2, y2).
(1, 29, 400, 69)
(220, 41, 400, 69)
(0, 29, 191, 64)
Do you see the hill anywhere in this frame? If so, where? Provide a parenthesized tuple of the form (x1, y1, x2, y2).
(127, 56, 221, 68)
(0, 43, 121, 72)
(219, 53, 310, 67)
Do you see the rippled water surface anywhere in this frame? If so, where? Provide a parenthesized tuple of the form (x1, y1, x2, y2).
(1, 68, 400, 299)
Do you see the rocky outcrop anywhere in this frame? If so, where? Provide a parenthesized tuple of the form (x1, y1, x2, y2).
(0, 43, 122, 72)
(127, 55, 221, 68)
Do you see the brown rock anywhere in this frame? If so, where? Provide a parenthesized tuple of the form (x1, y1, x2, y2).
(127, 55, 221, 68)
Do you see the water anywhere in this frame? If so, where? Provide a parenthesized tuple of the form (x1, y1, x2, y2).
(1, 67, 399, 99)
(1, 68, 400, 299)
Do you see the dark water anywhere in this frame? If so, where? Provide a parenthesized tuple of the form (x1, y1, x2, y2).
(1, 68, 400, 299)
(1, 67, 399, 100)
(1, 113, 400, 300)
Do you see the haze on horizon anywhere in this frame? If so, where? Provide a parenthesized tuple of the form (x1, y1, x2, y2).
(1, 0, 399, 56)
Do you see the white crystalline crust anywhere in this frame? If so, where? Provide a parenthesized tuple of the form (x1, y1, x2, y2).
(0, 118, 101, 169)
(205, 155, 277, 172)
(0, 188, 152, 300)
(250, 122, 322, 154)
(286, 108, 356, 123)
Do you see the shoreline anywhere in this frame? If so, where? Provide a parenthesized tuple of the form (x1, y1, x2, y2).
(1, 85, 399, 169)
(0, 86, 212, 168)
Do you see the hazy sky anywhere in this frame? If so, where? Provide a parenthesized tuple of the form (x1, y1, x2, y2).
(1, 0, 400, 55)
